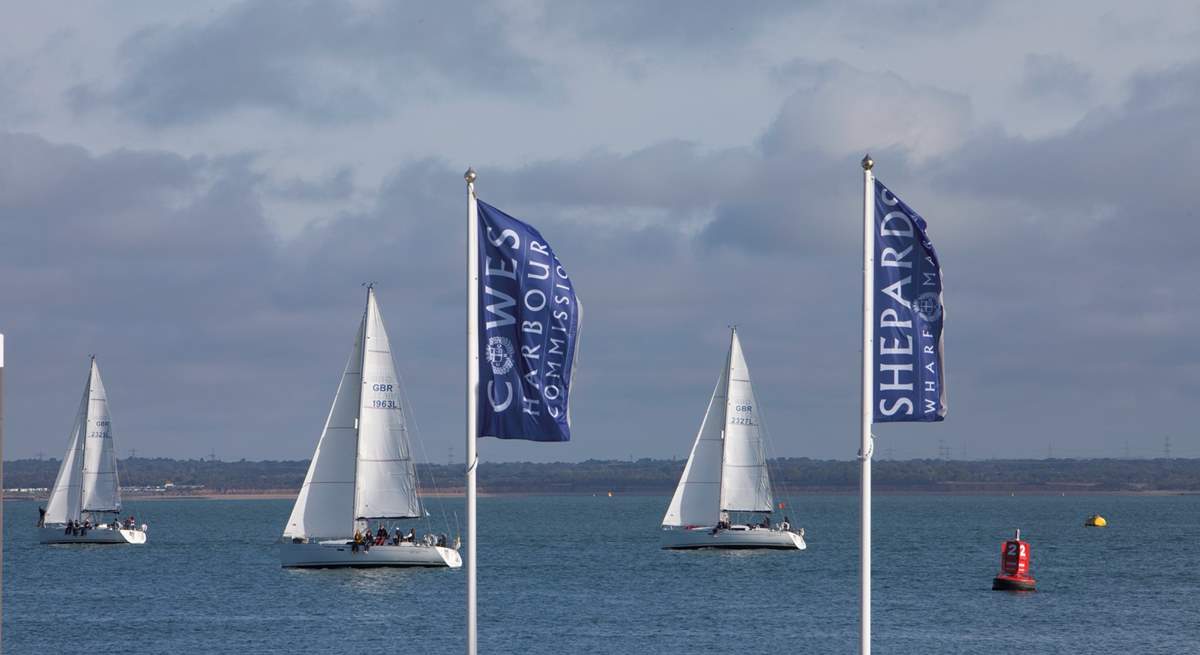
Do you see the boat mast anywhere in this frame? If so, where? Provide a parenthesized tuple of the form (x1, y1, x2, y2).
(350, 287, 370, 531)
(716, 326, 734, 521)
(76, 356, 95, 522)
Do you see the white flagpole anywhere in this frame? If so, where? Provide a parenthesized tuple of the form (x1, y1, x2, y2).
(464, 167, 479, 655)
(859, 154, 875, 655)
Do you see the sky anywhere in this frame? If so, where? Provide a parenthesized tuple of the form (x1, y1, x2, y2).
(2, 1, 1199, 463)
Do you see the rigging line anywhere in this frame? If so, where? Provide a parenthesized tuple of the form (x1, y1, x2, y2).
(756, 391, 793, 523)
(394, 358, 454, 540)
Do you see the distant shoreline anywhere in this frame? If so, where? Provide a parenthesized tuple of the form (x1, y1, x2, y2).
(6, 488, 1198, 502)
(8, 458, 1200, 497)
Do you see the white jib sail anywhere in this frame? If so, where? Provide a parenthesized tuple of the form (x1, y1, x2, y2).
(80, 359, 121, 513)
(662, 361, 729, 527)
(354, 288, 421, 520)
(283, 306, 366, 540)
(44, 365, 91, 524)
(719, 329, 774, 513)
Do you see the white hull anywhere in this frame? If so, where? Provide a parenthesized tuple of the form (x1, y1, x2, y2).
(39, 525, 146, 545)
(661, 525, 806, 550)
(279, 540, 462, 568)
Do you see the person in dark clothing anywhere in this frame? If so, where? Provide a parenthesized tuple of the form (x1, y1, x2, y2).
(65, 520, 74, 535)
(37, 507, 46, 528)
(376, 525, 388, 545)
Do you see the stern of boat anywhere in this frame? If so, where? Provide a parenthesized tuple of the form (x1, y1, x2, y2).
(38, 525, 146, 545)
(119, 528, 148, 544)
(434, 545, 463, 568)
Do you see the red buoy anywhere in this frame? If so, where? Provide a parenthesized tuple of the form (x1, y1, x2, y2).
(992, 529, 1037, 591)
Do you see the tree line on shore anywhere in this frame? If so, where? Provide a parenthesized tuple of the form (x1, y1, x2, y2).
(5, 456, 1200, 494)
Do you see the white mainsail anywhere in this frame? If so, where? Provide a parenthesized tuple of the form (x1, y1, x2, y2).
(663, 329, 774, 527)
(719, 330, 773, 513)
(354, 288, 421, 520)
(284, 287, 421, 540)
(80, 359, 121, 513)
(44, 367, 91, 525)
(662, 364, 727, 527)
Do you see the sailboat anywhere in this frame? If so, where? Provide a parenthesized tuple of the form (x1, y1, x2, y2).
(39, 357, 146, 545)
(661, 328, 806, 550)
(279, 286, 462, 568)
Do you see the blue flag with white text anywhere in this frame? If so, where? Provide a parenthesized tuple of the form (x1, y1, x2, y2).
(477, 200, 581, 441)
(873, 180, 946, 422)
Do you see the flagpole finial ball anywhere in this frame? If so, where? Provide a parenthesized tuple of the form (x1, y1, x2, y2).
(861, 154, 874, 171)
(464, 168, 477, 184)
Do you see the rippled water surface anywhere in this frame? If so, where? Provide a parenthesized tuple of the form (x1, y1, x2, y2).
(4, 493, 1199, 654)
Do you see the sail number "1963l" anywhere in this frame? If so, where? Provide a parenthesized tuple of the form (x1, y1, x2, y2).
(367, 383, 397, 409)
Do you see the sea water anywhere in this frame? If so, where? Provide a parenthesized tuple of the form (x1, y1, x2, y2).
(4, 493, 1199, 654)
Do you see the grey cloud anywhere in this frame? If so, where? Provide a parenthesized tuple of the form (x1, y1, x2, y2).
(766, 60, 973, 161)
(937, 60, 1200, 215)
(1019, 53, 1093, 102)
(702, 60, 970, 254)
(470, 59, 972, 255)
(540, 0, 802, 49)
(541, 0, 994, 50)
(902, 61, 1200, 449)
(78, 0, 546, 126)
(853, 0, 996, 34)
(0, 131, 865, 463)
(0, 132, 284, 459)
(485, 58, 1200, 458)
(5, 57, 1200, 463)
(480, 140, 756, 229)
(270, 167, 354, 202)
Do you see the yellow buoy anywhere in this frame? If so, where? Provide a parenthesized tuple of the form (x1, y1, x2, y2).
(1084, 514, 1107, 527)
